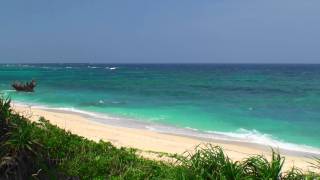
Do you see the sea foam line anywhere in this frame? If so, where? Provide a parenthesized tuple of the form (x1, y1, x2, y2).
(11, 100, 320, 156)
(207, 129, 320, 155)
(145, 125, 320, 155)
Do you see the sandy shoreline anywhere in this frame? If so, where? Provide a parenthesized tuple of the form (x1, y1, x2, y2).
(12, 102, 319, 171)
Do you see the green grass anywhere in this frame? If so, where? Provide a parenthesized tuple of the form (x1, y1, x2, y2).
(0, 97, 319, 179)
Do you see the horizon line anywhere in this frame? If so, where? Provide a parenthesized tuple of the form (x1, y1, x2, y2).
(1, 62, 320, 65)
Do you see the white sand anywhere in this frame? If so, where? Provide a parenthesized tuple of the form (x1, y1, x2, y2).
(12, 103, 318, 171)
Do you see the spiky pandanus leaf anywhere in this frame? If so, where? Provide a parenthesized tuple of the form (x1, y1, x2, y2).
(178, 144, 247, 179)
(243, 150, 284, 179)
(0, 97, 11, 133)
(283, 167, 304, 180)
(309, 157, 320, 170)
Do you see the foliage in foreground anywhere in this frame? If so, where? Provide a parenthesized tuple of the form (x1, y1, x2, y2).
(0, 97, 319, 179)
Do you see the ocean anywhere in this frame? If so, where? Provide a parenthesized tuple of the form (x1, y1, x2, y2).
(1, 63, 319, 154)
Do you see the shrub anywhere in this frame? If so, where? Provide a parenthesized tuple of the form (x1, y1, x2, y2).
(0, 97, 319, 179)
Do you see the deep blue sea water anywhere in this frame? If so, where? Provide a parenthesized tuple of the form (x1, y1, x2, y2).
(1, 64, 319, 153)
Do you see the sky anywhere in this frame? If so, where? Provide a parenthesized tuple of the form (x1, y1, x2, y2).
(0, 0, 320, 64)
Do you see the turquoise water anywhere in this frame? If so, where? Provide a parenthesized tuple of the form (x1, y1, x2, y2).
(0, 64, 319, 151)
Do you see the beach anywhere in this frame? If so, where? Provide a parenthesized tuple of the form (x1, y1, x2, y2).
(2, 64, 320, 152)
(3, 1, 320, 178)
(12, 102, 318, 172)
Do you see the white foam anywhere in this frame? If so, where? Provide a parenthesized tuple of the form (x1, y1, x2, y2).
(0, 90, 16, 95)
(205, 128, 320, 155)
(146, 125, 320, 155)
(185, 126, 199, 131)
(12, 100, 320, 155)
(21, 64, 34, 68)
(88, 66, 98, 69)
(37, 105, 100, 117)
(104, 66, 118, 70)
(1, 90, 16, 92)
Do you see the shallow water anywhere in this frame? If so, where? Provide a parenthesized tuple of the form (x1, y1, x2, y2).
(1, 63, 320, 152)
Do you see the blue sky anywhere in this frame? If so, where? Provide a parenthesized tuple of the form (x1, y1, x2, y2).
(1, 0, 319, 63)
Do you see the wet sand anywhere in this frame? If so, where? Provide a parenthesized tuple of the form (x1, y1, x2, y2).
(12, 103, 319, 171)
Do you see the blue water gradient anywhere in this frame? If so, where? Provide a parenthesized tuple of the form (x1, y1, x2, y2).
(1, 64, 319, 149)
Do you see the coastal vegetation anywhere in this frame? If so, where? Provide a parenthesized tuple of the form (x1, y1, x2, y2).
(0, 97, 319, 179)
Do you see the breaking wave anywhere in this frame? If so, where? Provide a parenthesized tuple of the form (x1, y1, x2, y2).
(11, 101, 320, 156)
(105, 67, 118, 70)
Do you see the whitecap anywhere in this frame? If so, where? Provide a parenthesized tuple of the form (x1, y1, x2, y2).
(88, 66, 98, 69)
(105, 67, 117, 70)
(205, 128, 320, 155)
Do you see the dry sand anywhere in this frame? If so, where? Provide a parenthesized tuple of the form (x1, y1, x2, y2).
(12, 103, 318, 172)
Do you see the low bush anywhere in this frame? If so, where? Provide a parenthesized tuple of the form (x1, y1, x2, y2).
(0, 97, 319, 179)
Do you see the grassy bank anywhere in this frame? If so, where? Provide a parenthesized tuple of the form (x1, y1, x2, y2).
(0, 98, 319, 179)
